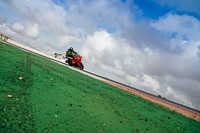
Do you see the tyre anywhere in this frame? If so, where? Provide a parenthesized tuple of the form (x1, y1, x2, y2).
(78, 62, 84, 70)
(68, 59, 72, 66)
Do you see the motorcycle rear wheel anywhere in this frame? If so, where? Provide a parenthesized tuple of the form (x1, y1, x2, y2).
(68, 59, 72, 66)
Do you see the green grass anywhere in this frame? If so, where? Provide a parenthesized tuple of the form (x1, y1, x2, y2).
(0, 41, 200, 133)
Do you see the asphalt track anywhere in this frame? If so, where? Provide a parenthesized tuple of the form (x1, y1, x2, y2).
(2, 39, 200, 121)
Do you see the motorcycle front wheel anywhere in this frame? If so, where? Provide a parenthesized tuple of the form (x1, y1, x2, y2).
(78, 62, 84, 70)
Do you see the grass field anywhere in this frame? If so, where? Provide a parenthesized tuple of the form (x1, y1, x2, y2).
(0, 41, 200, 133)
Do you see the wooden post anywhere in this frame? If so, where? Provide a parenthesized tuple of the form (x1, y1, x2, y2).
(0, 34, 9, 42)
(4, 36, 9, 42)
(0, 34, 2, 40)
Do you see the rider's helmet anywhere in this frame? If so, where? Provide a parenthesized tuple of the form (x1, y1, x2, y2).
(69, 47, 73, 51)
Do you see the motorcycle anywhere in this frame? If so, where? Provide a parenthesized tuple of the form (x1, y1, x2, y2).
(66, 53, 84, 70)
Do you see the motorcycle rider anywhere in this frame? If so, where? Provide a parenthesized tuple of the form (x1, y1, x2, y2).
(66, 47, 77, 65)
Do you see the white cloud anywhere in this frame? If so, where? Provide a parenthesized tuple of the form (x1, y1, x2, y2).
(126, 74, 160, 93)
(10, 22, 39, 39)
(25, 24, 39, 39)
(166, 86, 194, 107)
(0, 0, 85, 49)
(58, 33, 83, 46)
(151, 13, 200, 41)
(10, 0, 68, 34)
(0, 24, 15, 37)
(149, 13, 200, 80)
(80, 30, 141, 74)
(0, 15, 7, 24)
(64, 0, 130, 33)
(11, 23, 24, 32)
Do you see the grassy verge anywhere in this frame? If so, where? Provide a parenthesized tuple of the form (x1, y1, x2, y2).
(0, 41, 200, 133)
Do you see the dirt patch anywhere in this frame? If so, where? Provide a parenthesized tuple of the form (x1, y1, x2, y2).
(102, 80, 200, 122)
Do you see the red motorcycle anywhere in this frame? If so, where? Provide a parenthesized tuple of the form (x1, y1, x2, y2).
(66, 53, 84, 70)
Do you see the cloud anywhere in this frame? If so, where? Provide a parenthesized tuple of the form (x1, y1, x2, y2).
(0, 0, 134, 48)
(63, 0, 130, 31)
(151, 13, 200, 41)
(10, 22, 39, 39)
(149, 13, 200, 81)
(0, 0, 85, 51)
(0, 15, 7, 24)
(11, 23, 24, 32)
(166, 76, 200, 107)
(197, 45, 200, 57)
(143, 13, 200, 108)
(117, 18, 172, 54)
(25, 24, 39, 39)
(9, 0, 68, 34)
(126, 74, 160, 93)
(10, 22, 40, 39)
(0, 24, 16, 37)
(80, 30, 141, 76)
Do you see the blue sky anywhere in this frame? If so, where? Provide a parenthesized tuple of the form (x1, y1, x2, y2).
(0, 0, 200, 110)
(134, 0, 171, 19)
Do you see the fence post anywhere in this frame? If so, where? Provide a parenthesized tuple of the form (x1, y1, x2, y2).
(0, 34, 3, 40)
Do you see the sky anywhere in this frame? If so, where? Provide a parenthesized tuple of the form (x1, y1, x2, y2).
(0, 0, 200, 110)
